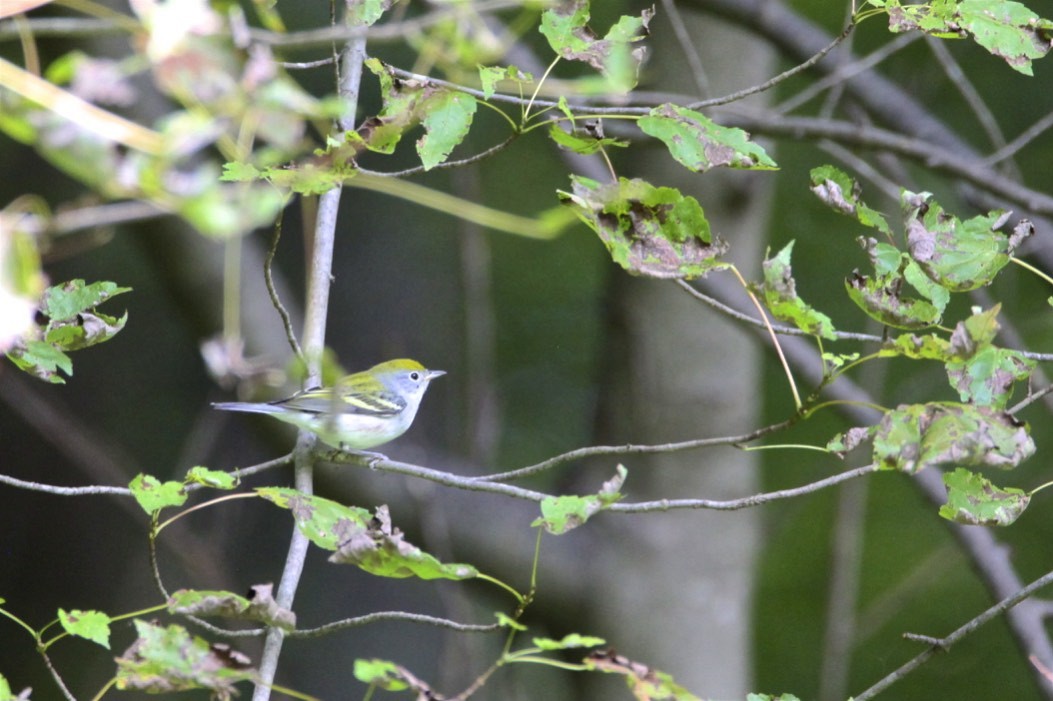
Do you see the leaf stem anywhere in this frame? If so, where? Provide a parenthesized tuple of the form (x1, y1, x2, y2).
(727, 264, 802, 409)
(1010, 256, 1053, 288)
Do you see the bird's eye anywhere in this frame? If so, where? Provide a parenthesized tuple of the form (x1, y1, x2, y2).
(410, 371, 421, 381)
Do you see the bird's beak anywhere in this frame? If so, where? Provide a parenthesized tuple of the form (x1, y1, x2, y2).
(427, 369, 446, 381)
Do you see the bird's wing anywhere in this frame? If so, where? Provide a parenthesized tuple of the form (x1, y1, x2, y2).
(278, 387, 406, 416)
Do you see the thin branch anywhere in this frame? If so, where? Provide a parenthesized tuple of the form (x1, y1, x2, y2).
(660, 0, 711, 96)
(776, 32, 919, 115)
(983, 110, 1053, 167)
(249, 0, 529, 50)
(0, 473, 131, 496)
(279, 57, 337, 70)
(264, 211, 304, 362)
(926, 37, 1011, 167)
(853, 567, 1053, 701)
(689, 22, 855, 109)
(327, 453, 878, 514)
(608, 464, 880, 513)
(357, 134, 518, 178)
(0, 17, 120, 41)
(476, 417, 796, 483)
(293, 612, 499, 637)
(40, 650, 77, 701)
(721, 110, 1053, 216)
(676, 279, 883, 342)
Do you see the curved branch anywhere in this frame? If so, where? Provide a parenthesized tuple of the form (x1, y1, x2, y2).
(478, 417, 796, 483)
(609, 464, 880, 513)
(0, 474, 130, 496)
(329, 452, 879, 515)
(293, 611, 499, 637)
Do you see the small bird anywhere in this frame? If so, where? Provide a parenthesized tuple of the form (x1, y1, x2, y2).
(213, 359, 445, 450)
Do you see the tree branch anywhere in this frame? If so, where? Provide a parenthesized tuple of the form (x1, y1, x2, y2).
(251, 22, 367, 701)
(854, 567, 1053, 701)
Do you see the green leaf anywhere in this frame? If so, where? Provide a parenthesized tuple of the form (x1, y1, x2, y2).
(45, 310, 128, 351)
(826, 426, 874, 457)
(416, 89, 477, 170)
(902, 258, 951, 312)
(879, 332, 953, 360)
(6, 340, 73, 383)
(220, 161, 261, 182)
(43, 279, 130, 322)
(584, 650, 701, 700)
(183, 466, 238, 490)
(533, 465, 626, 534)
(945, 306, 1034, 408)
(534, 634, 606, 650)
(353, 659, 410, 691)
(559, 176, 727, 279)
(359, 58, 478, 169)
(346, 0, 397, 27)
(539, 1, 652, 92)
(495, 612, 527, 630)
(329, 505, 478, 580)
(115, 620, 254, 695)
(547, 121, 628, 155)
(886, 0, 1053, 75)
(259, 488, 476, 580)
(477, 65, 532, 99)
(257, 487, 372, 551)
(747, 695, 803, 701)
(866, 240, 906, 277)
(760, 241, 836, 340)
(258, 161, 352, 196)
(640, 104, 777, 171)
(129, 474, 188, 513)
(168, 585, 295, 631)
(809, 165, 891, 235)
(873, 402, 1035, 474)
(58, 608, 112, 649)
(845, 272, 942, 329)
(903, 192, 1030, 291)
(940, 467, 1029, 526)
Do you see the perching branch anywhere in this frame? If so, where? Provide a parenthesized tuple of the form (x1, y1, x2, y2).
(251, 19, 367, 701)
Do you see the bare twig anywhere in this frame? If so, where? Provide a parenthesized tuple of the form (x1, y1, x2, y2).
(326, 452, 879, 514)
(264, 212, 304, 362)
(853, 568, 1053, 701)
(0, 474, 130, 496)
(689, 22, 855, 109)
(608, 465, 880, 513)
(294, 611, 499, 637)
(476, 417, 796, 483)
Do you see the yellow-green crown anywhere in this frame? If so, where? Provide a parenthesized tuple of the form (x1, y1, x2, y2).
(370, 359, 427, 374)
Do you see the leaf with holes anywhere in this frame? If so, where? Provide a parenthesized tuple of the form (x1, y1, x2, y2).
(940, 467, 1030, 526)
(539, 0, 652, 92)
(760, 241, 836, 339)
(559, 176, 727, 279)
(873, 402, 1034, 474)
(641, 104, 777, 172)
(903, 191, 1031, 291)
(885, 0, 1053, 75)
(809, 165, 891, 235)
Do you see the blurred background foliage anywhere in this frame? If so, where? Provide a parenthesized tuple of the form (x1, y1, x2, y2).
(1, 0, 1052, 699)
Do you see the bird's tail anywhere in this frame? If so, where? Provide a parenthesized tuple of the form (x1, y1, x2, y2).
(211, 402, 280, 415)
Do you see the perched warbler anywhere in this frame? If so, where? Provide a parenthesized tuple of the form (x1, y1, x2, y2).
(213, 359, 444, 450)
